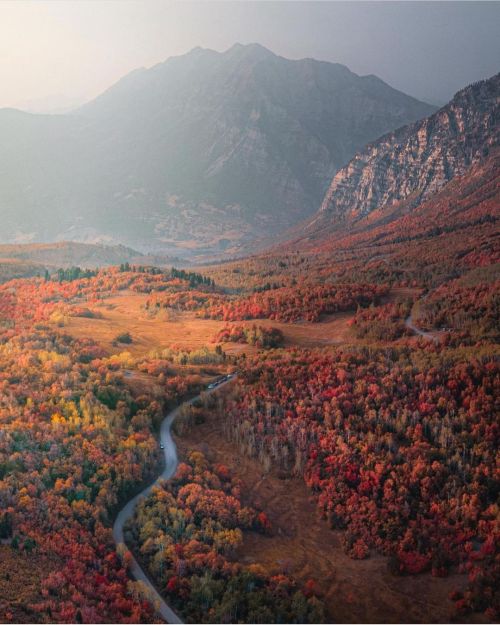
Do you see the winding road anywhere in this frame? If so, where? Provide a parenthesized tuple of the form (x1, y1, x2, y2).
(405, 291, 440, 342)
(405, 310, 439, 342)
(113, 376, 235, 624)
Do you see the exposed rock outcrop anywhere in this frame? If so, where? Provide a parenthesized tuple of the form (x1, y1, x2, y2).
(312, 74, 499, 228)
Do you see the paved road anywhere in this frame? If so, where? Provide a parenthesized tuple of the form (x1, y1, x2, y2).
(113, 376, 235, 624)
(405, 291, 439, 342)
(405, 311, 439, 342)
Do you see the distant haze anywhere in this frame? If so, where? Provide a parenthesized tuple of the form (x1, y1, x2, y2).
(1, 1, 498, 112)
(0, 42, 436, 252)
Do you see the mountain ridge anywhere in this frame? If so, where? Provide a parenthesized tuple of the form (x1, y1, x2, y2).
(306, 73, 499, 236)
(0, 242, 192, 279)
(0, 43, 435, 254)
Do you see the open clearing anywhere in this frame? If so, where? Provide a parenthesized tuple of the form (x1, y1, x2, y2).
(64, 291, 358, 356)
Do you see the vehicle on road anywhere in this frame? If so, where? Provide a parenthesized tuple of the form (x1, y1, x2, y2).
(208, 373, 236, 389)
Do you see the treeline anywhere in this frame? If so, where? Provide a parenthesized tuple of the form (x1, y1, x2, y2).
(213, 324, 284, 348)
(201, 283, 389, 323)
(417, 280, 499, 340)
(119, 263, 215, 288)
(349, 300, 413, 341)
(50, 266, 98, 282)
(145, 290, 225, 314)
(145, 346, 227, 367)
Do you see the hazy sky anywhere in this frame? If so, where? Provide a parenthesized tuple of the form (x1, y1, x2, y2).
(1, 1, 498, 111)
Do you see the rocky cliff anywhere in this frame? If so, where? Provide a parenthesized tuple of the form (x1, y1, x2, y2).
(311, 73, 499, 229)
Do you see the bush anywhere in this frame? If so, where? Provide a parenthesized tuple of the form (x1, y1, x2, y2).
(114, 331, 132, 344)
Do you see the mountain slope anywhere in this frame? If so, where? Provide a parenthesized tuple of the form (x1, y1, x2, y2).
(223, 148, 498, 291)
(0, 242, 141, 268)
(0, 241, 145, 283)
(305, 73, 498, 235)
(0, 43, 435, 254)
(312, 150, 500, 282)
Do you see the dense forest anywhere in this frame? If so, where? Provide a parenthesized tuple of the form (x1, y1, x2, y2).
(213, 344, 498, 618)
(0, 270, 222, 621)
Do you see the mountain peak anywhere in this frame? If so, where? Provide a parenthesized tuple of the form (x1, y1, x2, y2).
(224, 42, 275, 60)
(0, 44, 438, 253)
(183, 42, 274, 62)
(185, 45, 207, 55)
(226, 42, 271, 52)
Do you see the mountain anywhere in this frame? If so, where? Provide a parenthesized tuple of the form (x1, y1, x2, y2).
(0, 43, 435, 255)
(0, 241, 143, 283)
(0, 241, 189, 275)
(252, 148, 498, 297)
(0, 257, 46, 283)
(15, 93, 87, 115)
(0, 241, 141, 268)
(303, 73, 499, 237)
(315, 150, 499, 268)
(267, 74, 499, 290)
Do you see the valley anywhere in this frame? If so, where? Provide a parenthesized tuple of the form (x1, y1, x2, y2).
(0, 9, 498, 623)
(0, 241, 496, 622)
(62, 290, 380, 356)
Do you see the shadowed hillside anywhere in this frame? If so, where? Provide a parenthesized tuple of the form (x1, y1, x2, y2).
(0, 44, 434, 254)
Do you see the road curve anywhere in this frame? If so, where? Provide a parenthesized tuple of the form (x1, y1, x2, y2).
(405, 311, 439, 342)
(113, 376, 235, 624)
(405, 292, 439, 343)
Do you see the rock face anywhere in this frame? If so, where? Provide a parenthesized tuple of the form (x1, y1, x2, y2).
(0, 43, 434, 255)
(312, 73, 499, 228)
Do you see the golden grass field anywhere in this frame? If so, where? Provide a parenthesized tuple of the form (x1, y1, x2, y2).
(64, 291, 358, 357)
(63, 286, 421, 358)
